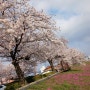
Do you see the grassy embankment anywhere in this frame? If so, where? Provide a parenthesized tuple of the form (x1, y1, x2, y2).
(27, 62, 90, 90)
(5, 72, 55, 90)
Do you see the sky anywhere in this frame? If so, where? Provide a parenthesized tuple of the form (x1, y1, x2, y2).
(30, 0, 90, 56)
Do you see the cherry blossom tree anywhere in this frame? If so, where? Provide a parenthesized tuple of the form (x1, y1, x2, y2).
(20, 60, 37, 76)
(55, 48, 86, 71)
(63, 48, 86, 66)
(0, 0, 59, 85)
(0, 0, 85, 85)
(29, 37, 68, 71)
(44, 37, 68, 71)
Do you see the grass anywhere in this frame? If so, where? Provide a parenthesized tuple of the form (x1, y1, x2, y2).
(27, 81, 79, 90)
(5, 81, 21, 90)
(5, 71, 56, 90)
(27, 62, 90, 90)
(53, 83, 79, 90)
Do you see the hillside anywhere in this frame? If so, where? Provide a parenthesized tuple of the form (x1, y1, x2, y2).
(27, 62, 90, 90)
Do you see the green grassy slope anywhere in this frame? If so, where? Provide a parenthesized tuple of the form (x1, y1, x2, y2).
(27, 62, 90, 90)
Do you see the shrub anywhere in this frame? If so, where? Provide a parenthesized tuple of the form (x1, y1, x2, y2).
(25, 76, 34, 83)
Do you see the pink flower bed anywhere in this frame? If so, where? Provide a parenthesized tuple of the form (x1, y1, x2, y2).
(53, 64, 90, 86)
(47, 88, 52, 90)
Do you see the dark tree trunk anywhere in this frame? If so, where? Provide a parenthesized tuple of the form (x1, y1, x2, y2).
(10, 34, 26, 85)
(47, 59, 55, 71)
(60, 60, 65, 71)
(12, 61, 25, 85)
(65, 62, 71, 71)
(34, 66, 37, 76)
(60, 60, 71, 72)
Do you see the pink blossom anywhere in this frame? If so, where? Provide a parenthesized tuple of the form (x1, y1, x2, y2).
(47, 88, 52, 90)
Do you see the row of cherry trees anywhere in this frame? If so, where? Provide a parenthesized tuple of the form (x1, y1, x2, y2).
(0, 0, 86, 85)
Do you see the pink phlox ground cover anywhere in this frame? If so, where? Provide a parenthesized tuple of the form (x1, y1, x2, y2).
(54, 64, 90, 86)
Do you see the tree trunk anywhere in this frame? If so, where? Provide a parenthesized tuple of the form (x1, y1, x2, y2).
(34, 65, 36, 76)
(1, 79, 3, 84)
(48, 59, 55, 71)
(60, 60, 71, 71)
(60, 60, 65, 71)
(12, 61, 25, 86)
(65, 62, 71, 71)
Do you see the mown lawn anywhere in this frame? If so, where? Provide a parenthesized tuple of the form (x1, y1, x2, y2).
(27, 62, 90, 90)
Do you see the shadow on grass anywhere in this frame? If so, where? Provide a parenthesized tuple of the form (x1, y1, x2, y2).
(70, 69, 81, 72)
(61, 69, 82, 74)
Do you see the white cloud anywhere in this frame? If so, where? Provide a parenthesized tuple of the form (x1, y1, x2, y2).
(84, 36, 90, 42)
(30, 0, 90, 55)
(30, 0, 90, 14)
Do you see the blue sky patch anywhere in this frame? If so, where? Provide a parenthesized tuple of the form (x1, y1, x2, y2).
(48, 8, 78, 19)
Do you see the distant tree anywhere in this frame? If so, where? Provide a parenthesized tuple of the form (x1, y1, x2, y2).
(46, 38, 67, 71)
(58, 48, 86, 71)
(0, 60, 17, 84)
(5, 64, 16, 82)
(30, 37, 68, 71)
(64, 48, 86, 65)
